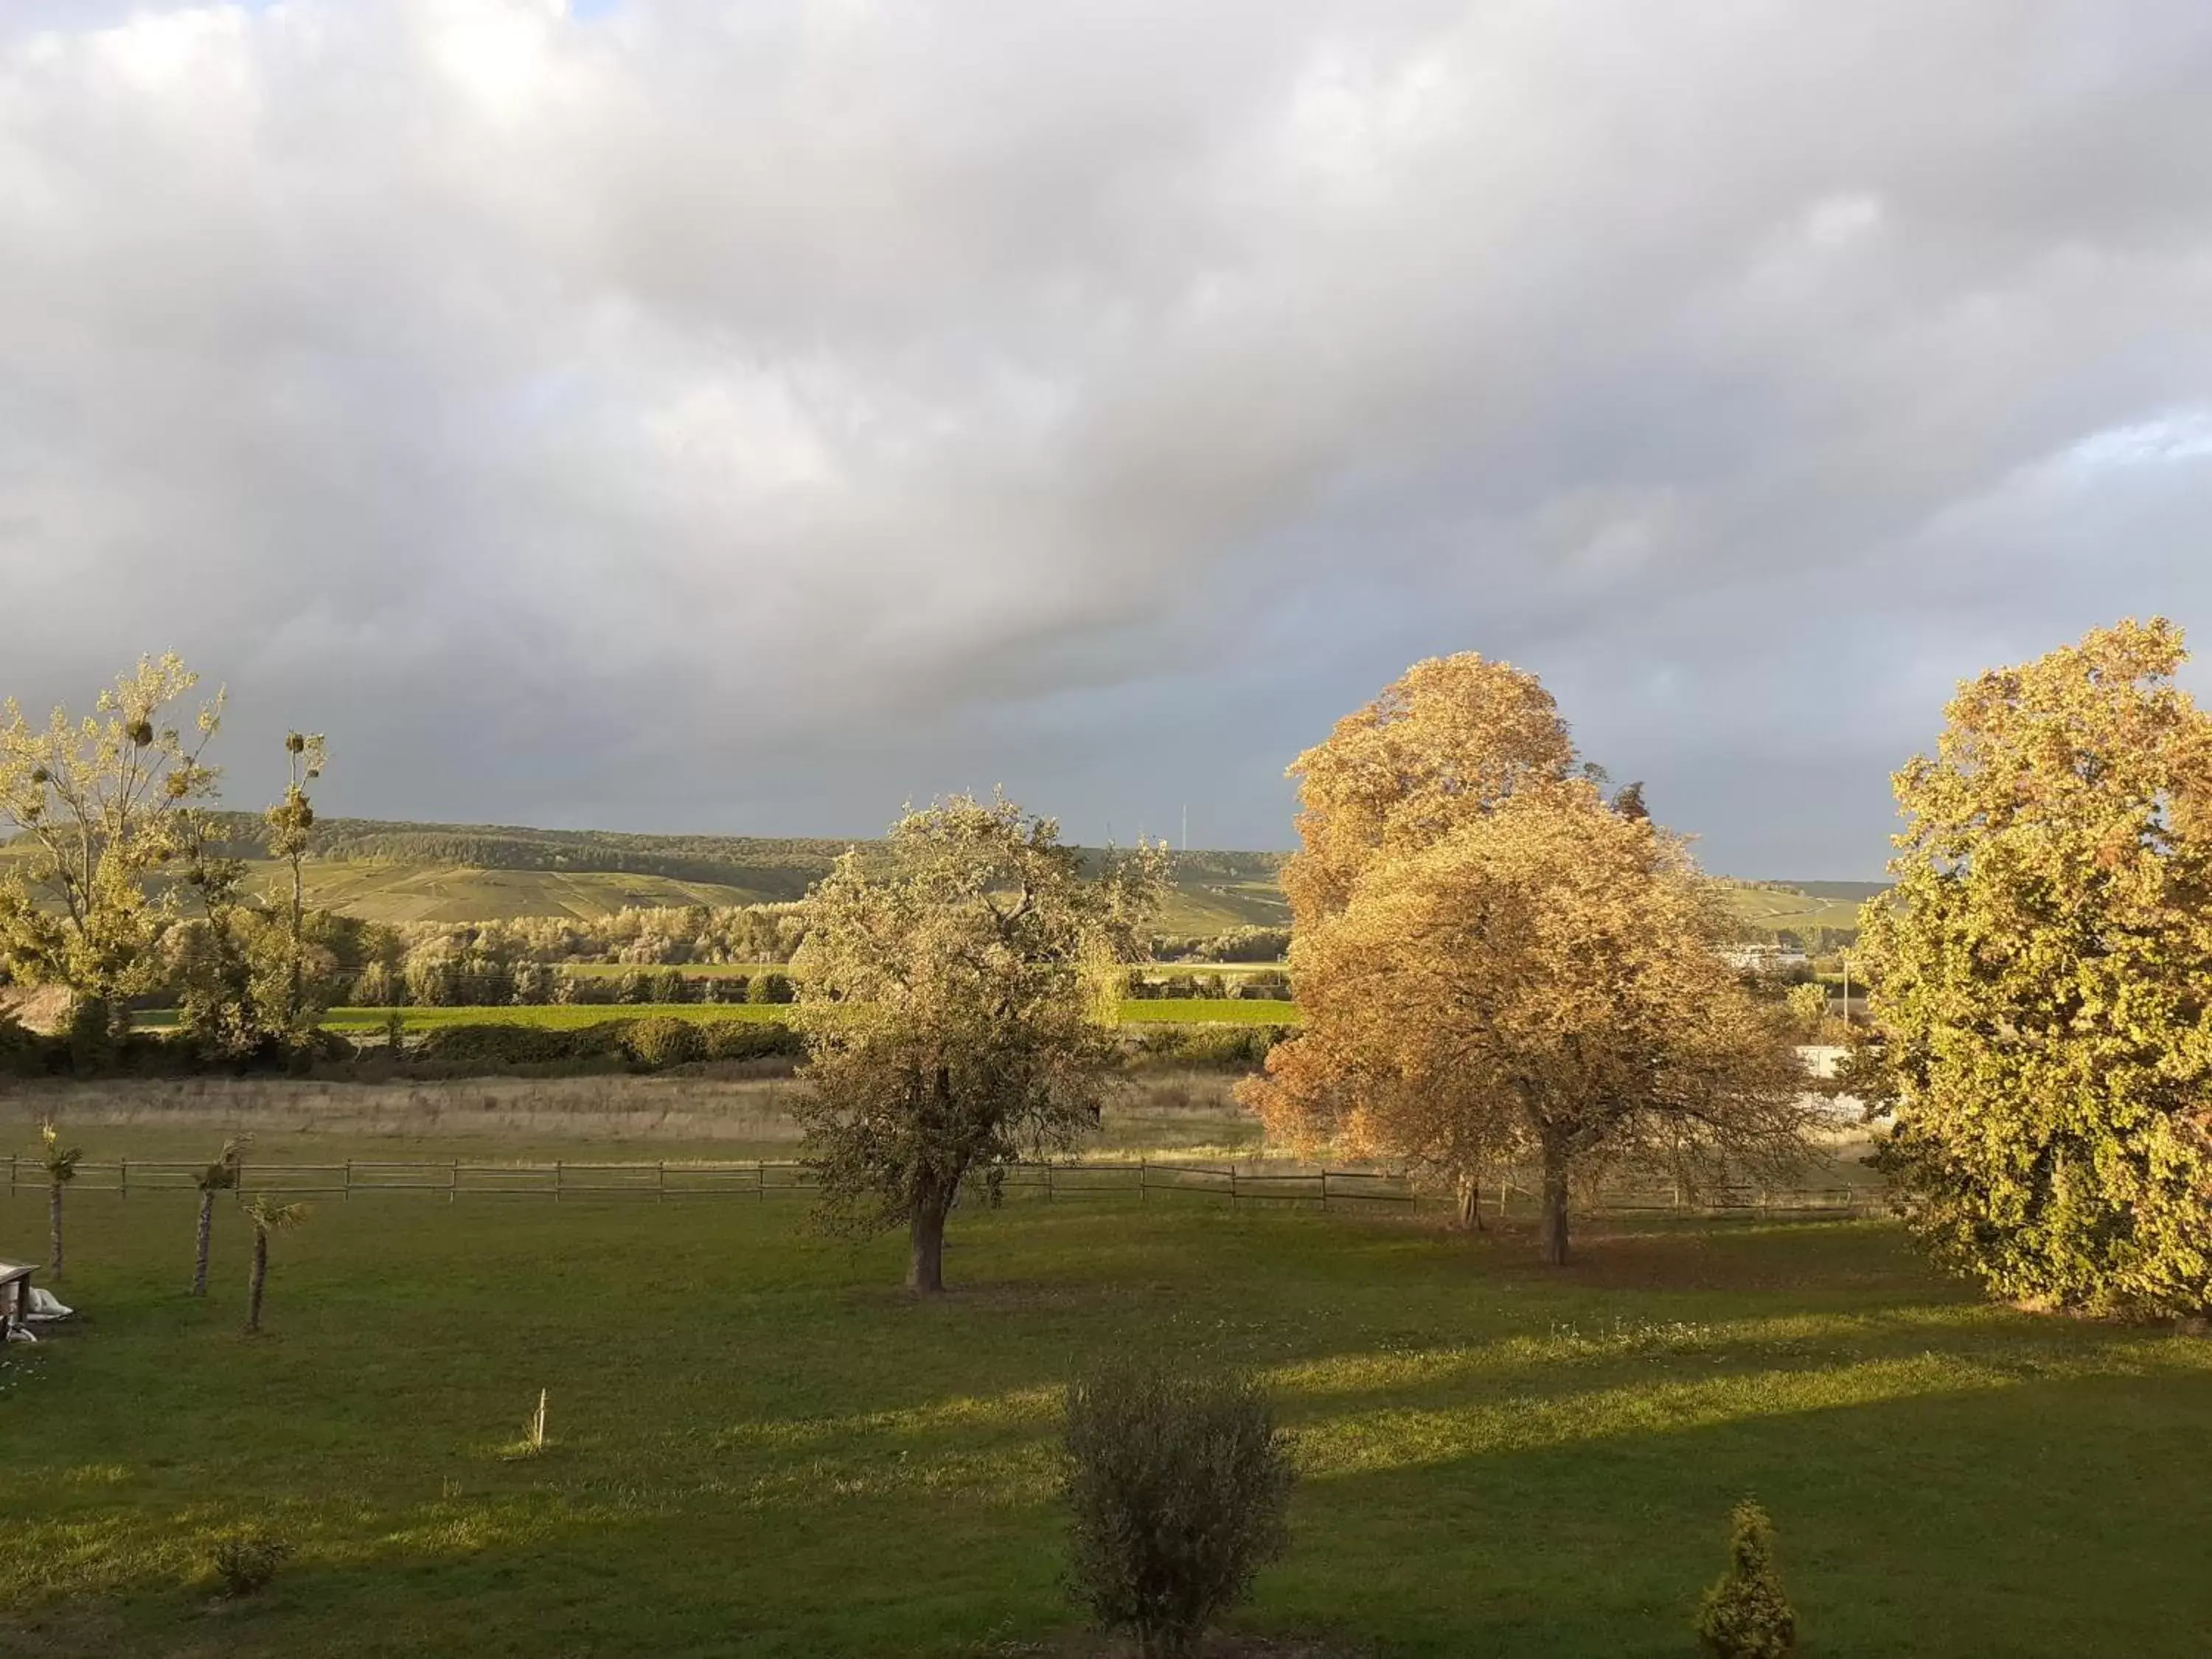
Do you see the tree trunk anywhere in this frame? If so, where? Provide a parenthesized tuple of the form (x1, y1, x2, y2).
(1455, 1172, 1484, 1231)
(290, 858, 305, 1032)
(48, 1184, 63, 1279)
(908, 1187, 949, 1295)
(192, 1191, 215, 1296)
(1540, 1138, 1572, 1266)
(246, 1229, 269, 1332)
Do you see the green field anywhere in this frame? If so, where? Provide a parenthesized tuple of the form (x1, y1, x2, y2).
(279, 861, 768, 922)
(1117, 998, 1301, 1025)
(251, 856, 1284, 933)
(4, 1154, 2207, 1657)
(171, 1001, 1301, 1033)
(276, 859, 1848, 940)
(221, 855, 1284, 933)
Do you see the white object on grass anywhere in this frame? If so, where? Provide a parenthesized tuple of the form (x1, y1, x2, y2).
(27, 1288, 72, 1321)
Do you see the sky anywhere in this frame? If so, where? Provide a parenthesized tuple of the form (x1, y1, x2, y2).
(1, 1, 2209, 877)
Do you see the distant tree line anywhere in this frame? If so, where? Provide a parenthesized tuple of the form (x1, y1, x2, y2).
(1152, 925, 1291, 962)
(346, 961, 797, 1009)
(1761, 925, 1861, 952)
(0, 1012, 806, 1082)
(1124, 969, 1291, 1002)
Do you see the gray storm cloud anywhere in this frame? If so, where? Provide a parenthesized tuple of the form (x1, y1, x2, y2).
(1, 0, 2208, 874)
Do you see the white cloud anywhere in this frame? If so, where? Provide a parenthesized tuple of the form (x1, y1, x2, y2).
(0, 0, 2208, 873)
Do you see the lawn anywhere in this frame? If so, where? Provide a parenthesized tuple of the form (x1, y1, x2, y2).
(4, 1158, 2208, 1657)
(1118, 998, 1299, 1025)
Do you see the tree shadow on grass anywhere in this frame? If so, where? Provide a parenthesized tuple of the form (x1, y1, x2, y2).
(1273, 1366, 2212, 1659)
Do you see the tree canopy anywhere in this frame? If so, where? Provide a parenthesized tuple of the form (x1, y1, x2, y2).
(1247, 653, 1811, 1262)
(792, 794, 1165, 1293)
(0, 655, 223, 1013)
(1858, 618, 2212, 1318)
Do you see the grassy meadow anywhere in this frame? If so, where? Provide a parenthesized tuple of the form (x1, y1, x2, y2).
(3, 1158, 2208, 1658)
(272, 855, 1828, 938)
(279, 861, 765, 923)
(1719, 884, 1882, 939)
(0, 1071, 1277, 1161)
(225, 856, 1287, 933)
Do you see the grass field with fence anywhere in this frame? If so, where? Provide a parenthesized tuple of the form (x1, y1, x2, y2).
(4, 1131, 2208, 1658)
(4, 1153, 1871, 1220)
(128, 1000, 1301, 1034)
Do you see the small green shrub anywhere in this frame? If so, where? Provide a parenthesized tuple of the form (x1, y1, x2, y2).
(1697, 1498, 1796, 1658)
(416, 1022, 626, 1068)
(1062, 1359, 1295, 1658)
(1127, 1025, 1292, 1071)
(211, 1530, 293, 1599)
(400, 1018, 798, 1075)
(0, 1011, 61, 1078)
(622, 1016, 700, 1069)
(747, 970, 795, 1006)
(1236, 970, 1293, 1001)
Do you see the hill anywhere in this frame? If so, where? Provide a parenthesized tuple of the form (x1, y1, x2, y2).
(7, 814, 1872, 939)
(4, 815, 1289, 933)
(1718, 879, 1885, 941)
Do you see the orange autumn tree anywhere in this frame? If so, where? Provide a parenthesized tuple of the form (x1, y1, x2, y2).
(1242, 655, 1812, 1264)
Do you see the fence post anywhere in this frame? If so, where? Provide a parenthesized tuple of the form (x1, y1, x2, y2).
(658, 1161, 666, 1203)
(1139, 1159, 1147, 1205)
(1229, 1166, 1238, 1209)
(1045, 1164, 1054, 1205)
(344, 1161, 352, 1202)
(449, 1161, 459, 1205)
(554, 1161, 563, 1204)
(119, 1158, 128, 1201)
(757, 1161, 766, 1202)
(1321, 1170, 1331, 1211)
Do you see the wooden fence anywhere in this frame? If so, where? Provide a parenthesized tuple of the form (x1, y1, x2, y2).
(0, 1155, 1408, 1208)
(0, 1155, 1872, 1217)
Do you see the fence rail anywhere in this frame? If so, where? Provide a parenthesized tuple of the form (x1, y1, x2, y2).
(0, 1154, 1874, 1218)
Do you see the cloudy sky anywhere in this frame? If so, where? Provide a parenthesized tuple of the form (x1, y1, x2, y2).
(2, 1, 2208, 876)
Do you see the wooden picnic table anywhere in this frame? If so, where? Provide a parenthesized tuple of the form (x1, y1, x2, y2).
(0, 1261, 35, 1334)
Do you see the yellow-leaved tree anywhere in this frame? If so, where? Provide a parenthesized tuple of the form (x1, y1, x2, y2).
(1243, 655, 1812, 1264)
(1857, 618, 2212, 1317)
(0, 656, 224, 1037)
